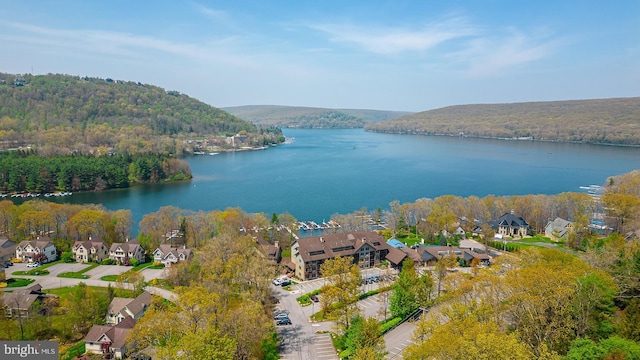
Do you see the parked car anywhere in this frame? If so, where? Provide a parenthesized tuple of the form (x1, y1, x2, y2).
(276, 317, 292, 326)
(272, 278, 282, 286)
(309, 295, 319, 303)
(274, 311, 289, 320)
(27, 262, 41, 268)
(280, 279, 291, 286)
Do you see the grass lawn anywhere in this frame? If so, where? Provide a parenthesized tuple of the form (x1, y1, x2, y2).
(100, 274, 118, 281)
(57, 263, 100, 278)
(3, 277, 35, 287)
(517, 235, 558, 244)
(132, 261, 153, 271)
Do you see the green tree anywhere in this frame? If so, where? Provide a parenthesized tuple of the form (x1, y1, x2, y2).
(320, 256, 362, 334)
(344, 316, 387, 359)
(390, 258, 418, 318)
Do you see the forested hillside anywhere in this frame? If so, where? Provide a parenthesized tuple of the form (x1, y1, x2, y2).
(0, 73, 284, 155)
(223, 105, 409, 128)
(366, 97, 640, 146)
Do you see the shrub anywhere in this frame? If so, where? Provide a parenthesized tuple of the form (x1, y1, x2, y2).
(101, 258, 113, 265)
(61, 252, 74, 263)
(380, 317, 402, 334)
(130, 258, 139, 267)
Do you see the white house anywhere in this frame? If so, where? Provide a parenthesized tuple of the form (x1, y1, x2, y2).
(152, 244, 193, 267)
(72, 237, 109, 263)
(108, 239, 145, 265)
(15, 237, 57, 263)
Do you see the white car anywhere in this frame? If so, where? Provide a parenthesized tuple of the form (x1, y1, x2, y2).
(272, 278, 282, 286)
(27, 262, 41, 268)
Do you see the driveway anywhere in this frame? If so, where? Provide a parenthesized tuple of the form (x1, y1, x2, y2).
(274, 285, 338, 360)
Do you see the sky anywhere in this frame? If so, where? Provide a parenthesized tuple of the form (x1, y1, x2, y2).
(1, 1, 639, 112)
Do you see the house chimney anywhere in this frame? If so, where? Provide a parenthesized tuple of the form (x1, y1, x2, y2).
(183, 244, 186, 249)
(274, 241, 279, 248)
(89, 235, 92, 241)
(320, 237, 324, 243)
(362, 237, 366, 243)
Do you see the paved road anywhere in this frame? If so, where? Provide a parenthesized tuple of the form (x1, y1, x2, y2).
(274, 286, 339, 360)
(384, 321, 416, 359)
(6, 262, 175, 301)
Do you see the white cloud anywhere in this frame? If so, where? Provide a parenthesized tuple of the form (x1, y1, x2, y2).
(461, 30, 563, 77)
(308, 17, 477, 55)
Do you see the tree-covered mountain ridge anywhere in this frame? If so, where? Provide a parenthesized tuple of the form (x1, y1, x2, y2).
(222, 104, 411, 128)
(366, 97, 640, 146)
(0, 72, 284, 156)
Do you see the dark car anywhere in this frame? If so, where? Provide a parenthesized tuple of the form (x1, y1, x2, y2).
(280, 279, 291, 286)
(309, 295, 319, 303)
(276, 317, 292, 326)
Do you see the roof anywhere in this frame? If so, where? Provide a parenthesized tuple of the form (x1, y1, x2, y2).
(416, 246, 483, 262)
(154, 244, 193, 261)
(73, 238, 106, 251)
(110, 240, 142, 253)
(386, 239, 408, 248)
(16, 237, 55, 251)
(108, 292, 152, 317)
(295, 231, 391, 263)
(0, 237, 16, 258)
(3, 283, 45, 311)
(85, 316, 135, 349)
(489, 211, 531, 230)
(546, 217, 573, 236)
(385, 247, 408, 266)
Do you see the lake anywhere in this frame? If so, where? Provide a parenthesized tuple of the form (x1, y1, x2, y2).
(21, 129, 640, 234)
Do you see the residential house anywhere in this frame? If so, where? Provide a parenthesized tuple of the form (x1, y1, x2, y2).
(0, 237, 16, 263)
(3, 283, 49, 319)
(15, 237, 57, 263)
(488, 211, 531, 238)
(85, 316, 135, 359)
(256, 237, 282, 264)
(109, 239, 145, 265)
(72, 237, 109, 263)
(106, 291, 152, 325)
(152, 244, 193, 267)
(416, 245, 491, 266)
(291, 231, 395, 281)
(545, 217, 574, 240)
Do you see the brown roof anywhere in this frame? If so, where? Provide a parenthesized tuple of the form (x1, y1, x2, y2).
(3, 283, 45, 311)
(126, 291, 152, 315)
(108, 291, 152, 317)
(385, 247, 408, 266)
(85, 316, 135, 349)
(17, 238, 54, 251)
(110, 240, 142, 253)
(295, 231, 391, 263)
(0, 237, 16, 259)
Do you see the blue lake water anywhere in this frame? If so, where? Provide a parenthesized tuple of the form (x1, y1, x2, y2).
(27, 129, 640, 234)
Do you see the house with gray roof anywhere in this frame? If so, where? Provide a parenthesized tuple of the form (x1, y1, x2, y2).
(85, 316, 135, 359)
(545, 217, 574, 240)
(106, 291, 152, 325)
(3, 283, 49, 319)
(152, 244, 193, 267)
(72, 236, 109, 263)
(0, 237, 16, 264)
(15, 237, 57, 263)
(109, 239, 145, 265)
(489, 211, 531, 238)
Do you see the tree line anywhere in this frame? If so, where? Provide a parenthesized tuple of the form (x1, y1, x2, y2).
(0, 151, 191, 193)
(366, 97, 640, 146)
(0, 72, 285, 155)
